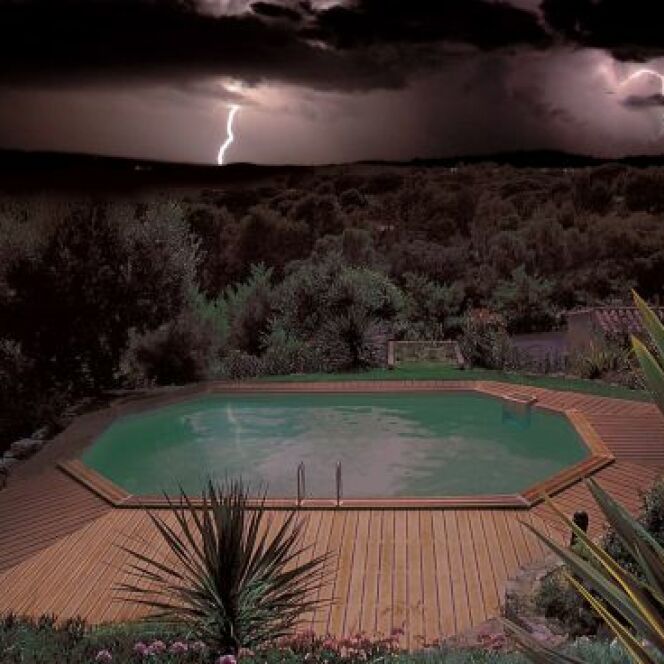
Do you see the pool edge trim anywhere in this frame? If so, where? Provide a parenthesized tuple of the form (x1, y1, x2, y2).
(58, 380, 615, 511)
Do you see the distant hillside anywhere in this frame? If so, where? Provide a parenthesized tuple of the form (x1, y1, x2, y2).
(3, 147, 664, 192)
(0, 149, 312, 192)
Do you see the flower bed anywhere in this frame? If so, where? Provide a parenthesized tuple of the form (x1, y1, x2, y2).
(0, 614, 633, 664)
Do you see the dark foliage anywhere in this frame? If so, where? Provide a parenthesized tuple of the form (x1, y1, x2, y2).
(1, 162, 662, 447)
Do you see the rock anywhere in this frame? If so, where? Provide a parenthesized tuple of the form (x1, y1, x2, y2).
(519, 617, 567, 648)
(444, 617, 511, 652)
(9, 438, 43, 459)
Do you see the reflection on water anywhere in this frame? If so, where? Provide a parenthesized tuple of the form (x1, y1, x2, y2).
(83, 393, 588, 498)
(501, 402, 533, 430)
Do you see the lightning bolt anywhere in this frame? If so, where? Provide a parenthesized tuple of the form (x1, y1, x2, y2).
(217, 104, 240, 165)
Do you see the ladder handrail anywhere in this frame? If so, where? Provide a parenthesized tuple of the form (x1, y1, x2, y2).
(335, 461, 342, 507)
(296, 461, 306, 506)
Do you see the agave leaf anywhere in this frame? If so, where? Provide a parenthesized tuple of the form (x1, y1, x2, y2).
(587, 480, 664, 600)
(567, 576, 658, 664)
(632, 337, 664, 414)
(633, 291, 664, 359)
(521, 519, 664, 652)
(587, 480, 664, 563)
(631, 541, 664, 609)
(536, 495, 656, 604)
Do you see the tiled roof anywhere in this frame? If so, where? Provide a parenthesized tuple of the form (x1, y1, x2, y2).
(576, 306, 664, 336)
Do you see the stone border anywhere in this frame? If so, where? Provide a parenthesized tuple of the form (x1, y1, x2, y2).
(58, 380, 615, 510)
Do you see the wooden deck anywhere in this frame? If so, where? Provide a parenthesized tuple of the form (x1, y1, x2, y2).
(1, 381, 663, 648)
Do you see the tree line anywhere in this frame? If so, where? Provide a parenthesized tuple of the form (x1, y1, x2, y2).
(1, 162, 663, 448)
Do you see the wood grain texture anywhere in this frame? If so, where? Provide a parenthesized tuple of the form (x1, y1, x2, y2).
(0, 381, 662, 646)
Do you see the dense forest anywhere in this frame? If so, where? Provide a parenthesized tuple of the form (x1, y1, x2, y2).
(1, 161, 663, 449)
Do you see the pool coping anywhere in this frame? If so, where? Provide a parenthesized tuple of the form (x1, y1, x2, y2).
(57, 380, 615, 510)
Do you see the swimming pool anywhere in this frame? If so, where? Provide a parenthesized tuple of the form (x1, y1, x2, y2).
(81, 389, 595, 503)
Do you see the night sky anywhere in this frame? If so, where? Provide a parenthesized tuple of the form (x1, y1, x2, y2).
(2, 0, 664, 165)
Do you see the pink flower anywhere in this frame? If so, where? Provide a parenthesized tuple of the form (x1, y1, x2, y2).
(133, 642, 150, 658)
(95, 650, 113, 663)
(149, 640, 166, 654)
(216, 655, 237, 664)
(191, 641, 207, 653)
(169, 641, 189, 654)
(238, 647, 254, 659)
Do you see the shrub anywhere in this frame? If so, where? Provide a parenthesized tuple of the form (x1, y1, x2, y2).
(315, 307, 385, 372)
(0, 615, 210, 663)
(224, 264, 274, 356)
(119, 309, 221, 386)
(401, 273, 464, 340)
(273, 260, 403, 371)
(339, 188, 367, 209)
(458, 310, 513, 370)
(534, 568, 600, 638)
(571, 339, 633, 381)
(261, 326, 323, 376)
(492, 266, 556, 334)
(220, 350, 265, 379)
(0, 614, 635, 663)
(2, 203, 200, 391)
(0, 339, 71, 452)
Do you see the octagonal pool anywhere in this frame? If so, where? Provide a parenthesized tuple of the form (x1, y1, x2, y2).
(82, 391, 590, 499)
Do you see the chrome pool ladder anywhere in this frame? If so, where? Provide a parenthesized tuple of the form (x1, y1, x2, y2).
(296, 461, 306, 506)
(296, 460, 343, 507)
(335, 461, 343, 507)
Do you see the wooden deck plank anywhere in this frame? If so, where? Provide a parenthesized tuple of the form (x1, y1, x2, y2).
(406, 511, 424, 648)
(312, 512, 341, 633)
(468, 511, 500, 619)
(359, 511, 381, 636)
(419, 512, 440, 645)
(343, 511, 370, 637)
(444, 511, 470, 635)
(431, 511, 456, 638)
(74, 509, 146, 623)
(0, 380, 662, 646)
(375, 511, 395, 637)
(457, 511, 486, 627)
(392, 512, 408, 645)
(306, 511, 334, 632)
(478, 511, 508, 600)
(328, 511, 358, 637)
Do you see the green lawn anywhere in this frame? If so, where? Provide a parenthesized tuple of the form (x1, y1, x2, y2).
(258, 362, 652, 402)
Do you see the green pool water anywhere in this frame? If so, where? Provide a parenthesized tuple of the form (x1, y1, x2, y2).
(82, 392, 589, 498)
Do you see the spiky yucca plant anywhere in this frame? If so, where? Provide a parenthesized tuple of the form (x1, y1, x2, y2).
(632, 291, 664, 417)
(118, 479, 332, 656)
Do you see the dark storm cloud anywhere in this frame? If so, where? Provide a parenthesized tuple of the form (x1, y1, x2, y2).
(0, 0, 548, 91)
(0, 0, 380, 90)
(541, 0, 664, 61)
(309, 0, 549, 50)
(250, 2, 301, 22)
(621, 94, 664, 109)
